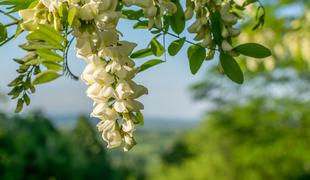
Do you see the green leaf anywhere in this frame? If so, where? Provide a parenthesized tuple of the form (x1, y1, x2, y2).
(20, 42, 57, 51)
(25, 59, 41, 65)
(220, 53, 244, 84)
(67, 7, 77, 26)
(0, 0, 37, 12)
(33, 70, 61, 85)
(0, 23, 7, 42)
(210, 10, 223, 46)
(43, 62, 62, 71)
(122, 9, 144, 20)
(14, 24, 24, 39)
(138, 59, 164, 73)
(15, 98, 24, 113)
(168, 38, 185, 56)
(150, 39, 165, 57)
(136, 112, 144, 126)
(234, 43, 271, 58)
(37, 49, 63, 62)
(131, 48, 153, 59)
(23, 94, 31, 106)
(133, 20, 148, 29)
(187, 45, 206, 74)
(27, 24, 65, 50)
(8, 75, 23, 87)
(169, 0, 185, 34)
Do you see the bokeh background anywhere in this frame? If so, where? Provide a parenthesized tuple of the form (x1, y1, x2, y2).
(1, 0, 310, 179)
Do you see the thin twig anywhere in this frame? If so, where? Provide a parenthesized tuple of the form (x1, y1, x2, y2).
(165, 31, 219, 51)
(0, 35, 14, 47)
(4, 21, 18, 27)
(63, 36, 79, 80)
(0, 9, 19, 21)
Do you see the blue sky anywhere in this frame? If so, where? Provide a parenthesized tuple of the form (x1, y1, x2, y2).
(0, 18, 211, 121)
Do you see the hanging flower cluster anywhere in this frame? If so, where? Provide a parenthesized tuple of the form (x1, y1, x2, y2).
(123, 0, 177, 29)
(185, 0, 242, 59)
(18, 0, 149, 151)
(3, 0, 270, 151)
(73, 1, 149, 150)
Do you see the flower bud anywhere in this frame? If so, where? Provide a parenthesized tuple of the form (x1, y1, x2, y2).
(221, 40, 233, 52)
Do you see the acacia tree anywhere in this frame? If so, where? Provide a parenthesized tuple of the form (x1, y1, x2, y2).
(0, 0, 272, 151)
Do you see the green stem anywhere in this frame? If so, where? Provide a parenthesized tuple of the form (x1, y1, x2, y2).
(165, 31, 219, 51)
(0, 35, 14, 47)
(4, 21, 18, 27)
(0, 10, 19, 22)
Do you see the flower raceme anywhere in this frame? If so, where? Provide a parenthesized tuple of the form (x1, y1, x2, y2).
(71, 1, 148, 151)
(185, 0, 242, 59)
(19, 0, 149, 151)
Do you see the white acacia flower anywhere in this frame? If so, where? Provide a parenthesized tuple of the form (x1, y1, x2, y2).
(222, 40, 233, 52)
(41, 0, 63, 12)
(97, 30, 119, 48)
(19, 6, 48, 31)
(75, 32, 98, 58)
(116, 80, 134, 99)
(91, 103, 118, 120)
(77, 1, 99, 20)
(123, 134, 136, 152)
(96, 11, 121, 29)
(113, 99, 144, 113)
(118, 41, 137, 57)
(81, 63, 96, 85)
(86, 83, 102, 99)
(113, 101, 127, 113)
(122, 119, 135, 133)
(97, 0, 118, 12)
(97, 120, 122, 148)
(93, 67, 115, 85)
(128, 80, 148, 99)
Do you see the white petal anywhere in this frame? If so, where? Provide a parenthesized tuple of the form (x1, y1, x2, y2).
(113, 101, 127, 113)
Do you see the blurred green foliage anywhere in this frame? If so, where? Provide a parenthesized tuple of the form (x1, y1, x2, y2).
(238, 0, 310, 72)
(152, 98, 310, 180)
(0, 112, 128, 180)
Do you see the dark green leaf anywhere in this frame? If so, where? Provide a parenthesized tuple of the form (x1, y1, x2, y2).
(15, 98, 24, 113)
(133, 21, 148, 29)
(150, 39, 165, 57)
(220, 53, 244, 84)
(23, 94, 31, 106)
(0, 23, 8, 42)
(136, 111, 144, 126)
(169, 0, 185, 34)
(131, 48, 153, 59)
(187, 45, 206, 74)
(210, 10, 223, 46)
(234, 43, 271, 58)
(168, 38, 185, 56)
(122, 9, 144, 20)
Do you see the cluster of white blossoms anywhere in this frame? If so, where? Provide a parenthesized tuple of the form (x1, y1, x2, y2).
(185, 0, 242, 58)
(19, 0, 149, 151)
(71, 0, 148, 151)
(123, 0, 177, 29)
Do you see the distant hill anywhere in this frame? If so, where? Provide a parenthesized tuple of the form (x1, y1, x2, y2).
(48, 114, 198, 131)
